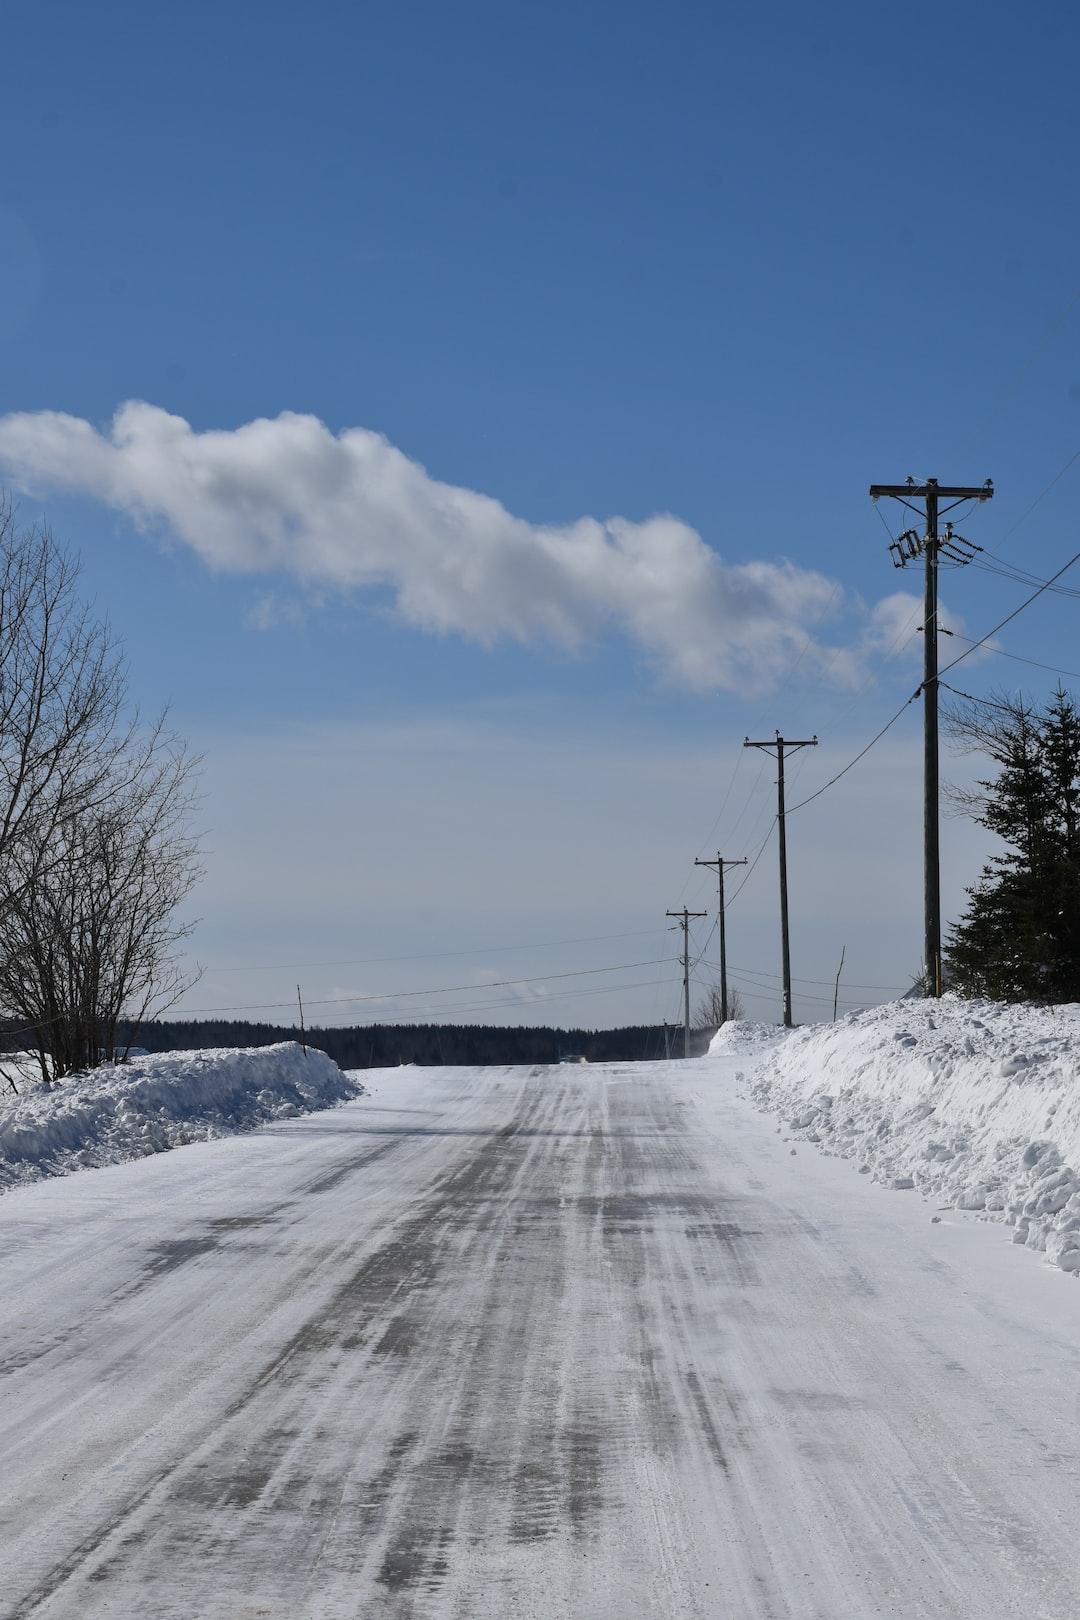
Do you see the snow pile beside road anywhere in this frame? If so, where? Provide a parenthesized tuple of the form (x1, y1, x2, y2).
(0, 1044, 362, 1192)
(719, 1000, 1080, 1273)
(708, 1020, 789, 1058)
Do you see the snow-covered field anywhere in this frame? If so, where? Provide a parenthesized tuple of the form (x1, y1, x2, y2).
(0, 1043, 362, 1192)
(716, 997, 1080, 1274)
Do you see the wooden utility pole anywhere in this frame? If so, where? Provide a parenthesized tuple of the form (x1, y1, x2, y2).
(869, 477, 993, 996)
(743, 734, 817, 1027)
(666, 908, 707, 1057)
(694, 853, 746, 1023)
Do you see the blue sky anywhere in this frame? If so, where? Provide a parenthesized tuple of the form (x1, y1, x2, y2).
(0, 0, 1078, 1029)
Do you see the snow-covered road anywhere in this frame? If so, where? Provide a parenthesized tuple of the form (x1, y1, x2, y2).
(5, 1056, 1080, 1619)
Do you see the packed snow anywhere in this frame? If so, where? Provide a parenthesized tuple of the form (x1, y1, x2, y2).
(714, 997, 1080, 1273)
(0, 1042, 362, 1192)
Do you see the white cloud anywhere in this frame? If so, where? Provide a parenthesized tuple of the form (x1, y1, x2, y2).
(858, 591, 923, 662)
(0, 400, 860, 692)
(853, 590, 998, 681)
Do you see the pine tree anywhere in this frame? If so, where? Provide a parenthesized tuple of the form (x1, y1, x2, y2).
(946, 688, 1080, 1001)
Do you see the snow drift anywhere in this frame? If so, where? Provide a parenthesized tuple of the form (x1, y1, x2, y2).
(714, 999, 1080, 1273)
(0, 1044, 363, 1192)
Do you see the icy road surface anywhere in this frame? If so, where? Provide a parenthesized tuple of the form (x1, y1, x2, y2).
(4, 1059, 1080, 1620)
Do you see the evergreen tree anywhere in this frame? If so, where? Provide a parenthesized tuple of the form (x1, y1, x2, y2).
(946, 688, 1080, 1001)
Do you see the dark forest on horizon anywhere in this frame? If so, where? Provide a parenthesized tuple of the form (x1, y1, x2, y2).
(115, 1019, 716, 1067)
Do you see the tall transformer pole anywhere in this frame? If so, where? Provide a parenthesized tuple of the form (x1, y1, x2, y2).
(869, 477, 993, 995)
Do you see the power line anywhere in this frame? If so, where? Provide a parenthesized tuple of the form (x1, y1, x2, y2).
(988, 444, 1080, 555)
(955, 283, 1080, 456)
(725, 817, 777, 907)
(200, 926, 664, 975)
(692, 743, 745, 864)
(937, 545, 1080, 682)
(791, 450, 1080, 842)
(945, 634, 1080, 682)
(785, 698, 916, 815)
(783, 539, 1080, 822)
(725, 960, 909, 993)
(784, 489, 1080, 822)
(174, 955, 671, 1017)
(295, 973, 681, 1026)
(969, 554, 1080, 599)
(939, 681, 1025, 714)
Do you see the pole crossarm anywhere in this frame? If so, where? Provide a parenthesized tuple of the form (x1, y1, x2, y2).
(870, 482, 993, 501)
(666, 907, 707, 1058)
(743, 734, 818, 1027)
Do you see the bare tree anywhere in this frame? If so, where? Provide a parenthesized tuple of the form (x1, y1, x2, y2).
(0, 501, 127, 886)
(693, 982, 744, 1029)
(0, 501, 202, 1079)
(0, 725, 202, 1078)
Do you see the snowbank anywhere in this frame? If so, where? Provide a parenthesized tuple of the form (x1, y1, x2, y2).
(0, 1044, 363, 1192)
(713, 1001, 1080, 1272)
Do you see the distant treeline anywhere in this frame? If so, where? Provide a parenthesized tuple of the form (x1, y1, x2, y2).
(116, 1019, 714, 1067)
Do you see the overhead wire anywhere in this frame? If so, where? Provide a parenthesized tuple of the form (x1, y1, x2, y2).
(780, 545, 1080, 824)
(692, 732, 817, 921)
(702, 306, 1080, 1016)
(200, 926, 667, 976)
(690, 745, 745, 865)
(175, 955, 672, 1018)
(283, 321, 1080, 1029)
(954, 282, 1080, 458)
(936, 544, 1080, 684)
(987, 444, 1080, 556)
(781, 443, 1080, 821)
(718, 753, 771, 848)
(679, 451, 930, 923)
(302, 973, 682, 1027)
(724, 815, 777, 908)
(723, 959, 908, 994)
(939, 682, 1027, 715)
(943, 633, 1080, 683)
(670, 382, 1077, 1016)
(680, 498, 879, 906)
(784, 697, 916, 816)
(742, 506, 922, 820)
(968, 555, 1080, 600)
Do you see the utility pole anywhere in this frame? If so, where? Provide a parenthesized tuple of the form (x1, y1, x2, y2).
(694, 853, 747, 1023)
(869, 477, 993, 997)
(666, 908, 707, 1058)
(743, 733, 818, 1028)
